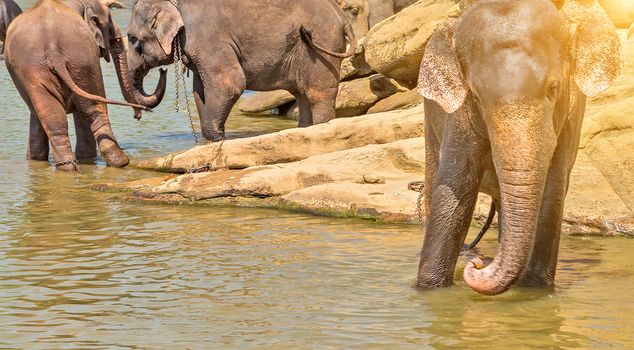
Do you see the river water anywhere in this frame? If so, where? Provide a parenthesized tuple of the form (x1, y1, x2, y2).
(1, 1, 634, 349)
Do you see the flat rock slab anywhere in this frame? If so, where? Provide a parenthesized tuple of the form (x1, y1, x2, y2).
(132, 106, 424, 173)
(97, 137, 634, 236)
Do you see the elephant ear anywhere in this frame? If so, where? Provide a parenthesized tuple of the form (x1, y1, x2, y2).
(417, 19, 467, 114)
(84, 5, 106, 53)
(570, 7, 622, 97)
(152, 6, 184, 57)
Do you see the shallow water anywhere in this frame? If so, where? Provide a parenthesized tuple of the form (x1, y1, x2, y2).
(1, 1, 634, 349)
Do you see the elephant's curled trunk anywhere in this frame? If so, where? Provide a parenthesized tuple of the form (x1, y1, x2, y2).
(110, 29, 167, 113)
(463, 103, 556, 295)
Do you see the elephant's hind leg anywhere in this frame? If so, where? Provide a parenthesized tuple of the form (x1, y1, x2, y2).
(27, 111, 49, 161)
(296, 86, 338, 128)
(73, 111, 97, 161)
(31, 94, 76, 171)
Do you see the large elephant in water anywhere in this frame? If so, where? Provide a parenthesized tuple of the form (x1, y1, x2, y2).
(4, 0, 165, 170)
(0, 0, 21, 56)
(127, 0, 356, 142)
(416, 0, 621, 295)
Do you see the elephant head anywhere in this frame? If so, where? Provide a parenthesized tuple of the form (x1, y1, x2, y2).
(338, 0, 370, 38)
(418, 0, 621, 295)
(125, 0, 181, 109)
(54, 0, 165, 117)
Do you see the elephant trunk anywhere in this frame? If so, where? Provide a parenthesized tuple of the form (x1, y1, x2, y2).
(463, 101, 556, 295)
(125, 39, 167, 110)
(109, 26, 143, 119)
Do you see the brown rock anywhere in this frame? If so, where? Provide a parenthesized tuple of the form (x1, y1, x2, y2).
(335, 74, 404, 117)
(364, 0, 460, 88)
(238, 90, 295, 114)
(599, 0, 634, 28)
(367, 89, 423, 114)
(132, 105, 425, 173)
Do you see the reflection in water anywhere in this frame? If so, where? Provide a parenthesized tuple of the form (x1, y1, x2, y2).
(2, 0, 634, 348)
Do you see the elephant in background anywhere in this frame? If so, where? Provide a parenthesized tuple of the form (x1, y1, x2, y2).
(338, 0, 417, 37)
(416, 0, 621, 295)
(126, 0, 356, 142)
(4, 0, 165, 170)
(0, 0, 21, 56)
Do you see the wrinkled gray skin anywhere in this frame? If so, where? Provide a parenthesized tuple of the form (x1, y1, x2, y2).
(0, 0, 21, 56)
(416, 0, 621, 295)
(339, 0, 417, 37)
(4, 0, 165, 170)
(127, 0, 356, 142)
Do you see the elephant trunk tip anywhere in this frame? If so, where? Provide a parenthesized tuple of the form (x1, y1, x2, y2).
(463, 257, 514, 296)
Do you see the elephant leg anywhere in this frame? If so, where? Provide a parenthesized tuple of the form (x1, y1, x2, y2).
(27, 111, 49, 161)
(193, 65, 245, 142)
(296, 86, 338, 127)
(422, 99, 444, 216)
(31, 94, 75, 171)
(417, 111, 488, 288)
(518, 143, 570, 287)
(73, 111, 97, 160)
(88, 107, 129, 168)
(71, 68, 129, 168)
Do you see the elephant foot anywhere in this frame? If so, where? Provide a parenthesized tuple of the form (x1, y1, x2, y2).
(100, 144, 130, 168)
(416, 269, 455, 289)
(104, 151, 130, 168)
(54, 159, 79, 171)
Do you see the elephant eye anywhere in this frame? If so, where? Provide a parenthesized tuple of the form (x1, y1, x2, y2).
(350, 7, 359, 16)
(92, 17, 100, 25)
(128, 34, 138, 45)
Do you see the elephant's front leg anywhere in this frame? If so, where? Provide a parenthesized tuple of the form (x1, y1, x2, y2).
(192, 56, 246, 142)
(417, 106, 488, 288)
(518, 141, 571, 287)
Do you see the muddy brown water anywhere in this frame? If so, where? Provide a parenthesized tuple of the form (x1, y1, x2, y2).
(1, 1, 634, 348)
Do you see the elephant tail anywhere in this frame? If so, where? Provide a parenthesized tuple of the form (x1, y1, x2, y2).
(50, 59, 151, 111)
(299, 23, 357, 59)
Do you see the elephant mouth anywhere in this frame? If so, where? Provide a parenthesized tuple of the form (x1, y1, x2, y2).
(100, 47, 111, 63)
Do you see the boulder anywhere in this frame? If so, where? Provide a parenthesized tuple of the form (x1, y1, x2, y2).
(140, 138, 425, 200)
(132, 105, 425, 173)
(340, 39, 374, 81)
(364, 0, 460, 87)
(394, 0, 418, 12)
(336, 74, 404, 117)
(599, 0, 634, 28)
(367, 88, 423, 114)
(238, 90, 295, 114)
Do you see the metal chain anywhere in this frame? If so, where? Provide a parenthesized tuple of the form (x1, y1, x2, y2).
(170, 0, 199, 144)
(408, 181, 425, 230)
(54, 159, 79, 171)
(415, 182, 425, 231)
